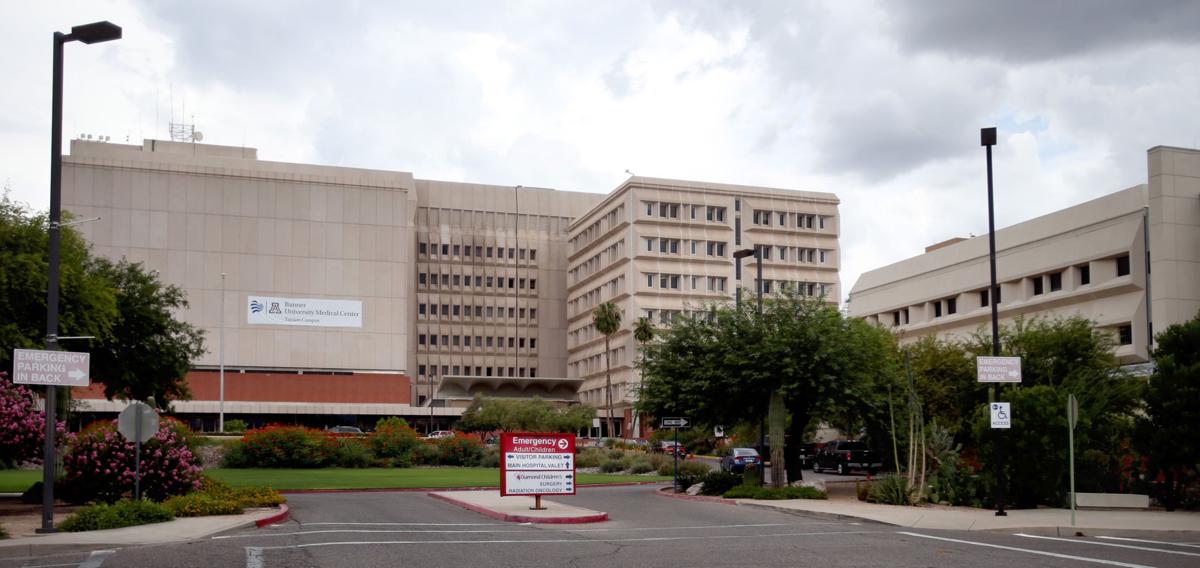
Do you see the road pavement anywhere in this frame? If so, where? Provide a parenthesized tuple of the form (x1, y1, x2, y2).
(5, 485, 1197, 568)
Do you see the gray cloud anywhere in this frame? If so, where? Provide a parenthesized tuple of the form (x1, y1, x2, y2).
(885, 0, 1200, 62)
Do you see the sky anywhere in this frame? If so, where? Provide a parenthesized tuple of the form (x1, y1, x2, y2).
(3, 0, 1199, 305)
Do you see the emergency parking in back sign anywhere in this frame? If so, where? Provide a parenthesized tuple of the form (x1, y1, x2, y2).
(500, 432, 576, 496)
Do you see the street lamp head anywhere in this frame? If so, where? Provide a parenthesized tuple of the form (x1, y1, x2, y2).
(70, 21, 122, 44)
(733, 248, 755, 260)
(980, 127, 997, 147)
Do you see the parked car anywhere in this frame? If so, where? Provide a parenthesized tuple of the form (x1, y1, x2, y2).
(798, 443, 817, 469)
(325, 426, 363, 434)
(423, 430, 455, 440)
(813, 440, 882, 475)
(654, 440, 687, 457)
(720, 447, 762, 473)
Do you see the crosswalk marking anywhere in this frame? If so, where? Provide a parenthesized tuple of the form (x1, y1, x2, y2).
(1015, 533, 1200, 557)
(897, 532, 1153, 568)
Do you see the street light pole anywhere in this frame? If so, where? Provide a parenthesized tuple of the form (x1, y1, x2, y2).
(735, 247, 771, 485)
(219, 272, 226, 433)
(40, 20, 122, 534)
(982, 126, 1007, 517)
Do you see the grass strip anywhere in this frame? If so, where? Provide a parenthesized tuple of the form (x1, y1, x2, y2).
(206, 468, 670, 490)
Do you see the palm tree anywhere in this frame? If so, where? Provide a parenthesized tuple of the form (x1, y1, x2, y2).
(592, 301, 622, 438)
(631, 317, 655, 439)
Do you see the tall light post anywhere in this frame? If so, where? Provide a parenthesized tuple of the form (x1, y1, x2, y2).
(219, 272, 226, 433)
(981, 126, 1007, 517)
(40, 20, 122, 534)
(734, 247, 774, 485)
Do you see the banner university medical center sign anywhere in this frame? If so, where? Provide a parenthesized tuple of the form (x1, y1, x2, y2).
(501, 433, 576, 496)
(247, 296, 362, 328)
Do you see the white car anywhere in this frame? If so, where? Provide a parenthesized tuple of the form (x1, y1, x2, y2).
(424, 430, 455, 440)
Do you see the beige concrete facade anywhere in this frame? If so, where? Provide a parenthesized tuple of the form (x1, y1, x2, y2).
(848, 146, 1200, 365)
(565, 177, 840, 436)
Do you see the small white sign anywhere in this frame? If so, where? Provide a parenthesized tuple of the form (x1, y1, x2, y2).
(990, 402, 1011, 429)
(504, 453, 575, 471)
(503, 471, 575, 495)
(12, 349, 90, 386)
(977, 356, 1022, 383)
(247, 295, 362, 328)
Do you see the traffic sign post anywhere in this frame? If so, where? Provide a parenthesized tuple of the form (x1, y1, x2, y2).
(978, 355, 1020, 517)
(976, 356, 1022, 383)
(661, 417, 690, 493)
(989, 403, 1011, 429)
(1068, 393, 1078, 527)
(118, 402, 159, 501)
(500, 433, 576, 510)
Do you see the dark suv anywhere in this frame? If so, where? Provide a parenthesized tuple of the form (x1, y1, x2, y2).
(813, 440, 881, 475)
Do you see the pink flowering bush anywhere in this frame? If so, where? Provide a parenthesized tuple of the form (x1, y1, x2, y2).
(0, 372, 64, 467)
(61, 417, 202, 504)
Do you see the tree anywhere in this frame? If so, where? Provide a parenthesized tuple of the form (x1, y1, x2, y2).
(88, 259, 206, 409)
(0, 372, 63, 467)
(0, 195, 116, 376)
(637, 291, 900, 484)
(592, 301, 622, 437)
(456, 395, 595, 433)
(1136, 312, 1200, 510)
(633, 316, 655, 346)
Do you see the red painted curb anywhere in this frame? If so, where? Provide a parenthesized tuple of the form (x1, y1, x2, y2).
(255, 503, 290, 527)
(277, 481, 666, 495)
(428, 492, 608, 524)
(654, 487, 738, 505)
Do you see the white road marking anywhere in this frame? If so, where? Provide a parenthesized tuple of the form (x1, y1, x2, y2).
(18, 563, 81, 568)
(214, 521, 820, 540)
(897, 532, 1154, 568)
(215, 529, 534, 540)
(298, 522, 505, 527)
(1015, 533, 1200, 558)
(77, 550, 115, 568)
(1097, 536, 1200, 549)
(245, 547, 264, 568)
(256, 530, 879, 550)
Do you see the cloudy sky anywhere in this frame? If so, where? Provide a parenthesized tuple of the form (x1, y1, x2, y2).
(3, 0, 1198, 304)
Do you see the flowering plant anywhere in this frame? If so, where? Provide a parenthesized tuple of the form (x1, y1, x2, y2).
(229, 425, 337, 468)
(61, 417, 202, 504)
(0, 372, 64, 467)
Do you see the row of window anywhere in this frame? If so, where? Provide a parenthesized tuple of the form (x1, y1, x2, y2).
(569, 239, 625, 284)
(569, 276, 625, 318)
(642, 273, 731, 292)
(417, 364, 537, 378)
(417, 334, 538, 349)
(643, 238, 728, 257)
(418, 242, 537, 262)
(642, 201, 728, 223)
(418, 303, 538, 320)
(753, 244, 830, 264)
(755, 279, 828, 297)
(418, 272, 537, 291)
(568, 346, 628, 378)
(570, 205, 625, 253)
(751, 210, 827, 230)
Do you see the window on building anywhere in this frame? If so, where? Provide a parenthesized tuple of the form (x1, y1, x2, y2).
(902, 308, 909, 324)
(1049, 272, 1062, 292)
(441, 244, 449, 255)
(1032, 276, 1044, 296)
(778, 212, 787, 226)
(464, 245, 472, 257)
(519, 248, 526, 260)
(820, 250, 827, 263)
(452, 274, 460, 286)
(1116, 255, 1130, 277)
(440, 274, 449, 286)
(1078, 264, 1091, 285)
(418, 303, 426, 315)
(452, 245, 460, 256)
(430, 335, 438, 346)
(690, 206, 698, 220)
(934, 302, 943, 317)
(734, 198, 741, 212)
(530, 279, 536, 290)
(419, 242, 427, 255)
(646, 273, 654, 287)
(645, 202, 654, 216)
(1118, 324, 1133, 345)
(818, 216, 826, 229)
(893, 312, 901, 326)
(418, 273, 427, 285)
(418, 334, 426, 345)
(452, 335, 460, 346)
(530, 249, 536, 261)
(980, 290, 989, 307)
(452, 305, 460, 317)
(947, 298, 956, 315)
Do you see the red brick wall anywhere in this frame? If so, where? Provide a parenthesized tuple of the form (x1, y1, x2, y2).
(73, 371, 411, 405)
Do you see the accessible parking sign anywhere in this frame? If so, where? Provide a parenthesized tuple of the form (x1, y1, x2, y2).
(500, 432, 576, 496)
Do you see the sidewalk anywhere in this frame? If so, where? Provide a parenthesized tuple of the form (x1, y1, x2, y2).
(0, 506, 287, 558)
(734, 495, 1200, 534)
(430, 491, 608, 524)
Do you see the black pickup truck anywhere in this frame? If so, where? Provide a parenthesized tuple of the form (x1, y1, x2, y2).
(813, 440, 882, 475)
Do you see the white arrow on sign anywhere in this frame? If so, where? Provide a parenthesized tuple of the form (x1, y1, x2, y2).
(68, 368, 87, 381)
(662, 417, 689, 428)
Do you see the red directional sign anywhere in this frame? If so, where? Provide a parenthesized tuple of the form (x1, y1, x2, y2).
(500, 432, 576, 496)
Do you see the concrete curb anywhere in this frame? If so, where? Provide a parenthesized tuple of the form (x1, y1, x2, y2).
(255, 504, 290, 528)
(654, 487, 738, 506)
(736, 501, 893, 525)
(427, 493, 608, 524)
(278, 481, 666, 495)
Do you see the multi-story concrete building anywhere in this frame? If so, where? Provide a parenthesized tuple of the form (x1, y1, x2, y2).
(565, 177, 841, 436)
(848, 145, 1200, 365)
(60, 139, 840, 433)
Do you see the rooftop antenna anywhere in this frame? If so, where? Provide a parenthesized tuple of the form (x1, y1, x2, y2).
(625, 169, 635, 177)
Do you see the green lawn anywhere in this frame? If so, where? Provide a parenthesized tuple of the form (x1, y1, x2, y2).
(206, 468, 670, 490)
(0, 470, 39, 493)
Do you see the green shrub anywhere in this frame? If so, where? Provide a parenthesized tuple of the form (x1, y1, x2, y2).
(61, 419, 202, 504)
(0, 523, 8, 539)
(390, 453, 414, 468)
(223, 419, 248, 434)
(163, 493, 243, 517)
(608, 449, 625, 461)
(628, 460, 655, 474)
(233, 486, 286, 508)
(722, 486, 826, 500)
(231, 425, 337, 468)
(866, 475, 914, 505)
(599, 460, 624, 473)
(742, 464, 762, 487)
(220, 441, 248, 468)
(368, 418, 422, 461)
(576, 448, 607, 468)
(856, 479, 871, 501)
(59, 500, 174, 532)
(411, 442, 441, 466)
(437, 434, 486, 466)
(699, 470, 743, 496)
(478, 448, 500, 468)
(334, 438, 373, 468)
(644, 453, 670, 470)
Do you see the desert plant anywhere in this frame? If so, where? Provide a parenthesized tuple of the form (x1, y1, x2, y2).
(334, 438, 373, 468)
(368, 418, 422, 462)
(223, 419, 248, 434)
(163, 493, 243, 517)
(628, 460, 655, 474)
(411, 442, 441, 465)
(867, 475, 914, 505)
(59, 499, 174, 532)
(231, 425, 337, 468)
(437, 433, 487, 466)
(699, 470, 743, 496)
(600, 460, 624, 473)
(576, 448, 607, 468)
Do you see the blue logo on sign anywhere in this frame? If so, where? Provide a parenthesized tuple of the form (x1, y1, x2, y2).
(250, 300, 264, 314)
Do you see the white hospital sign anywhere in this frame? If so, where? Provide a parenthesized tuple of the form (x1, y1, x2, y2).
(976, 356, 1022, 383)
(247, 296, 362, 328)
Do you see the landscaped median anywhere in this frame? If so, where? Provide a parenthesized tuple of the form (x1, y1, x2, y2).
(206, 468, 670, 491)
